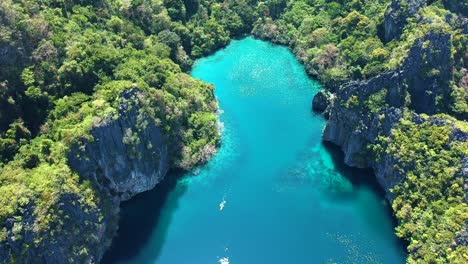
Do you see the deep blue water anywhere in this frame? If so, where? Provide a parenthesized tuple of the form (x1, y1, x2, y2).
(103, 37, 406, 264)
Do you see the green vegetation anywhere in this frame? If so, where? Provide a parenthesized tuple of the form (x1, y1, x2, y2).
(253, 1, 467, 115)
(0, 0, 467, 262)
(372, 113, 468, 263)
(253, 0, 391, 88)
(364, 89, 388, 114)
(0, 0, 225, 260)
(256, 1, 468, 263)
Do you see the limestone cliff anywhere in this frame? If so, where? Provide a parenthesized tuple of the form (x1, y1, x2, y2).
(0, 89, 170, 263)
(384, 0, 426, 42)
(68, 89, 169, 202)
(0, 193, 110, 263)
(317, 29, 463, 199)
(314, 28, 468, 257)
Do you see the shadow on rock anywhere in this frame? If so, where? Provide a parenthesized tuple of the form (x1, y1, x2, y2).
(101, 170, 187, 263)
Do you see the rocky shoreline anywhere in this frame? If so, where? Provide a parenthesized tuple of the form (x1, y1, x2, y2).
(1, 0, 466, 262)
(313, 28, 468, 250)
(0, 89, 173, 263)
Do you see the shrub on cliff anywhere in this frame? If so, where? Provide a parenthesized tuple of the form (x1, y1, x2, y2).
(374, 114, 468, 263)
(0, 0, 467, 262)
(0, 0, 223, 261)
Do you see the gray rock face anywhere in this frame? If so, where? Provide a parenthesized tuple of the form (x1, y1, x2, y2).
(68, 89, 169, 201)
(0, 193, 116, 264)
(384, 0, 426, 42)
(0, 43, 29, 86)
(323, 69, 405, 164)
(0, 45, 16, 66)
(312, 90, 331, 112)
(322, 70, 407, 200)
(403, 32, 453, 114)
(322, 30, 459, 201)
(0, 88, 169, 264)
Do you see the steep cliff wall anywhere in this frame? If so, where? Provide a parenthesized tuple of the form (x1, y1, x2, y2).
(319, 28, 466, 192)
(0, 192, 111, 263)
(314, 29, 468, 261)
(0, 89, 171, 263)
(68, 89, 169, 202)
(321, 70, 407, 200)
(384, 0, 426, 42)
(321, 28, 454, 171)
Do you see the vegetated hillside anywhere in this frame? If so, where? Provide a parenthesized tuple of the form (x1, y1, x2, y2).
(0, 0, 466, 263)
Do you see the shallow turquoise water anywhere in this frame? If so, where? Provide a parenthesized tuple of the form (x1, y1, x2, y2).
(104, 37, 406, 263)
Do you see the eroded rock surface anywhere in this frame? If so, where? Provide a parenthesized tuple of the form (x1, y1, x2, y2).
(384, 0, 426, 42)
(68, 89, 169, 202)
(316, 30, 464, 200)
(0, 89, 169, 263)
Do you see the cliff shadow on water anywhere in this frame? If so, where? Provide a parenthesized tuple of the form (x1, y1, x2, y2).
(321, 141, 386, 199)
(101, 36, 408, 263)
(101, 170, 187, 263)
(101, 142, 408, 264)
(321, 141, 408, 252)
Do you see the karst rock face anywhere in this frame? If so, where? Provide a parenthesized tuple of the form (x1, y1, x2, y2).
(0, 89, 170, 264)
(312, 90, 332, 112)
(403, 32, 453, 115)
(384, 0, 426, 42)
(315, 30, 463, 201)
(68, 89, 169, 202)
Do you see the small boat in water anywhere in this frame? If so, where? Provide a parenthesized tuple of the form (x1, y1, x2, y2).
(219, 195, 227, 211)
(219, 257, 229, 264)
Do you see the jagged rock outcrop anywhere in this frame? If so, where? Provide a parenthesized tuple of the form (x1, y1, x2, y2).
(312, 90, 332, 112)
(322, 68, 406, 165)
(0, 194, 114, 264)
(316, 29, 460, 199)
(321, 71, 407, 199)
(68, 89, 169, 202)
(0, 89, 170, 263)
(403, 31, 453, 114)
(384, 0, 426, 42)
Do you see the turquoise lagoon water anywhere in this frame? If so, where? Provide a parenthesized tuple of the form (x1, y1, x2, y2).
(103, 38, 406, 264)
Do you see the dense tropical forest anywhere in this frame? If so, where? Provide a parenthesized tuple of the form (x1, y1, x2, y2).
(0, 0, 466, 263)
